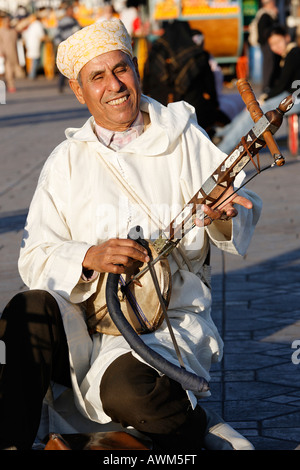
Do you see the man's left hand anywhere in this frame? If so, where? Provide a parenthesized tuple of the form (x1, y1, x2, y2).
(195, 185, 253, 227)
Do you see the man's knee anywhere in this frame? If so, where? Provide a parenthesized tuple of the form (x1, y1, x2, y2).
(0, 289, 70, 386)
(1, 290, 61, 325)
(0, 289, 63, 347)
(100, 353, 190, 433)
(4, 289, 58, 314)
(101, 352, 159, 408)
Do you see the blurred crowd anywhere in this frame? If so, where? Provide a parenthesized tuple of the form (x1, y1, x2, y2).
(0, 0, 299, 139)
(0, 0, 150, 93)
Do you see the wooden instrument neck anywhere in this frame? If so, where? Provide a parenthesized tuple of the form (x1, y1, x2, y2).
(154, 81, 293, 251)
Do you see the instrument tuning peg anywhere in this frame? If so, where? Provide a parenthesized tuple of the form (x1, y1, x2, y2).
(272, 153, 285, 166)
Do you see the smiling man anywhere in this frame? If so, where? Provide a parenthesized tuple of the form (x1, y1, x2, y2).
(0, 20, 261, 451)
(70, 51, 141, 131)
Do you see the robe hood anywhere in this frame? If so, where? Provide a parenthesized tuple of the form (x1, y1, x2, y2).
(65, 95, 198, 155)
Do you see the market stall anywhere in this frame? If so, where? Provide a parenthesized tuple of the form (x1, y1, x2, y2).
(149, 0, 243, 65)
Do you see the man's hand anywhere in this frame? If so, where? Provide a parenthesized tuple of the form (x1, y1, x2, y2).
(195, 185, 253, 227)
(82, 238, 150, 275)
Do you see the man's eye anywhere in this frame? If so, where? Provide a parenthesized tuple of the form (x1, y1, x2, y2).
(115, 67, 127, 74)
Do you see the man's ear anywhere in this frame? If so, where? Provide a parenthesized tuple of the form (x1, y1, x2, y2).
(69, 79, 86, 104)
(132, 57, 140, 82)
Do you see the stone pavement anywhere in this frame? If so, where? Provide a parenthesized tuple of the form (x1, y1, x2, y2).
(0, 76, 300, 450)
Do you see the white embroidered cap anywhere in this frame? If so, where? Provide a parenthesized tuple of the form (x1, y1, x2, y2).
(56, 19, 133, 79)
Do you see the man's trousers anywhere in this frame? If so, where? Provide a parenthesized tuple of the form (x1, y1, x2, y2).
(0, 290, 206, 450)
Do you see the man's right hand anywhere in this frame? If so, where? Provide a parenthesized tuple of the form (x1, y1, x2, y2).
(82, 239, 150, 275)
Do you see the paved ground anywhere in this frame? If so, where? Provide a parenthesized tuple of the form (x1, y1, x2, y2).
(0, 76, 300, 451)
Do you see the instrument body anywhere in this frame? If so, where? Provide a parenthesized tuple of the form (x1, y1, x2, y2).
(86, 243, 171, 335)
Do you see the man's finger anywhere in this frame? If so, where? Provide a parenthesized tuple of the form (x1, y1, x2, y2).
(229, 194, 253, 209)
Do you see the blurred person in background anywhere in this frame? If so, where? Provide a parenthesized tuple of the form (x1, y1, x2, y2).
(22, 12, 46, 79)
(54, 4, 81, 92)
(190, 29, 245, 122)
(255, 0, 279, 94)
(143, 20, 230, 137)
(120, 0, 142, 37)
(0, 16, 24, 92)
(217, 24, 300, 155)
(96, 3, 118, 22)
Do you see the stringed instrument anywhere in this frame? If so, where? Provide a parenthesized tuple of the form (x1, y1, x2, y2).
(86, 79, 294, 338)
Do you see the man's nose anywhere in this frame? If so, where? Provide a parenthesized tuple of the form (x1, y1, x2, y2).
(106, 73, 123, 91)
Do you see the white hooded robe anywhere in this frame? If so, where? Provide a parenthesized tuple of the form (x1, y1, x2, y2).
(18, 95, 262, 425)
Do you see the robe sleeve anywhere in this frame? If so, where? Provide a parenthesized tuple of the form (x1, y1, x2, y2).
(206, 188, 262, 256)
(18, 147, 99, 304)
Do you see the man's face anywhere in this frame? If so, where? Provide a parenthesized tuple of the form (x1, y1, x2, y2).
(70, 50, 141, 131)
(268, 34, 289, 57)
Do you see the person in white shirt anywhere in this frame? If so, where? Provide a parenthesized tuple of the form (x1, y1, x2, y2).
(0, 19, 261, 451)
(22, 14, 45, 79)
